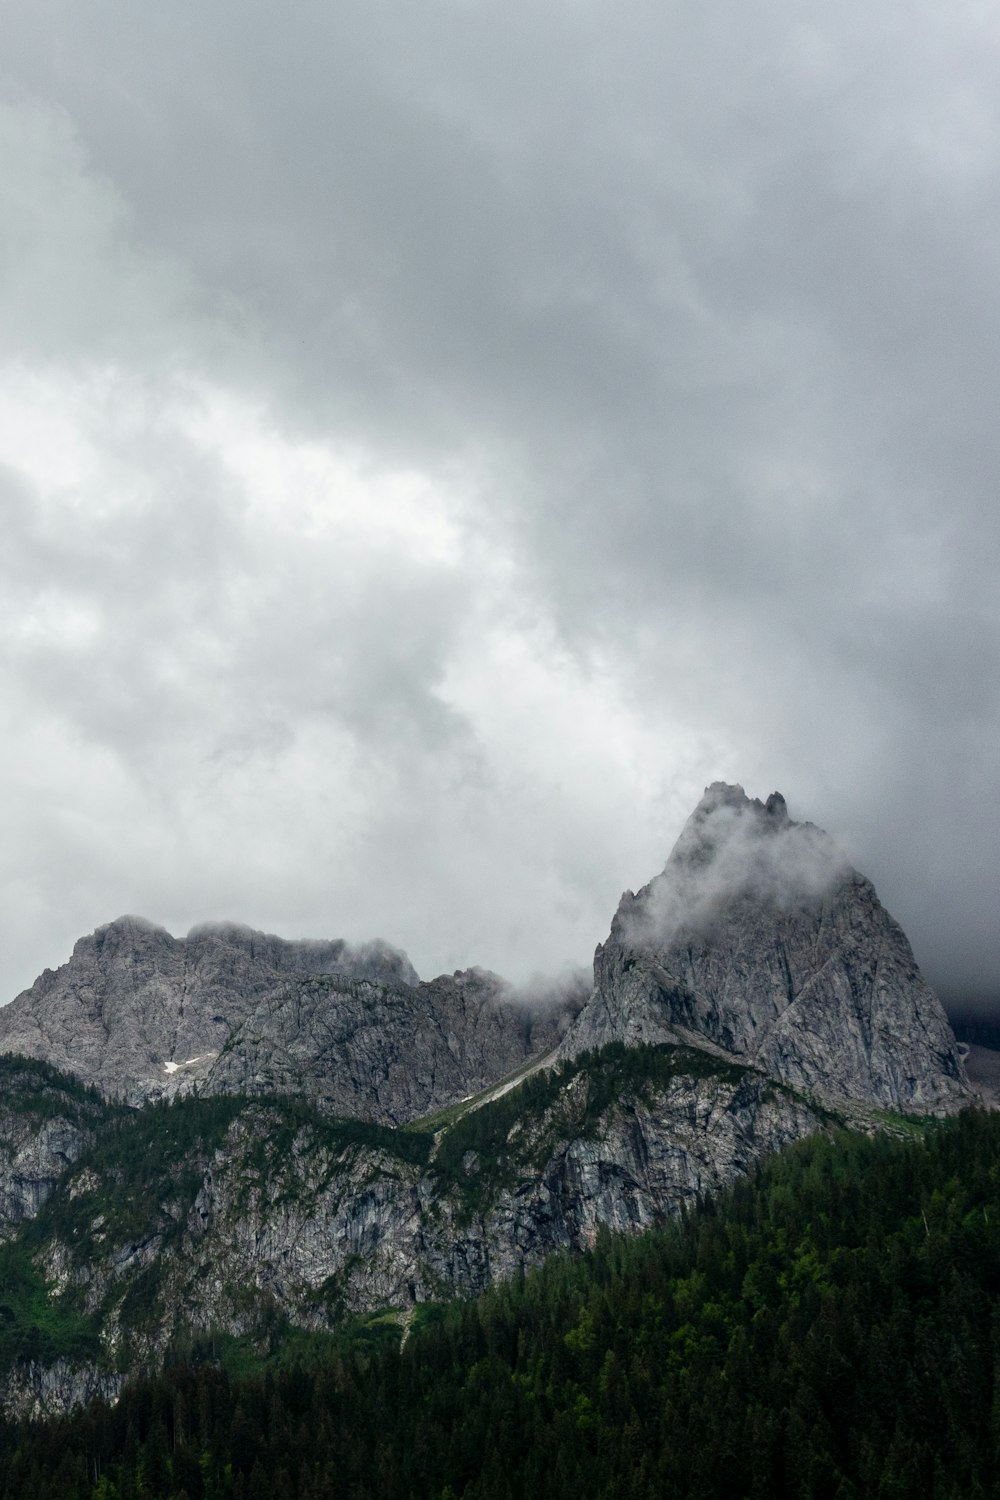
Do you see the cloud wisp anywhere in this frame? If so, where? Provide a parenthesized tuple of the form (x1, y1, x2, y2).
(622, 785, 853, 956)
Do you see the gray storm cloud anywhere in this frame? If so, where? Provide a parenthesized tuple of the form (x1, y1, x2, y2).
(0, 2, 997, 1011)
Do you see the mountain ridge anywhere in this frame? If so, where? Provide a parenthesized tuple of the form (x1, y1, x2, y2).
(0, 781, 976, 1415)
(0, 783, 968, 1119)
(0, 921, 581, 1115)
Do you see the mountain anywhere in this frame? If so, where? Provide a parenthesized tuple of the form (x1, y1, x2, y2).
(0, 919, 419, 1103)
(0, 786, 966, 1121)
(0, 921, 576, 1117)
(0, 782, 974, 1415)
(564, 783, 967, 1112)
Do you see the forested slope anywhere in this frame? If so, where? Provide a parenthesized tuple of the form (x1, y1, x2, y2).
(3, 1108, 1000, 1499)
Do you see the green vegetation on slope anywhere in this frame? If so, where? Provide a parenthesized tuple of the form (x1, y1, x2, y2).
(0, 1036, 795, 1381)
(431, 1040, 753, 1215)
(0, 1088, 438, 1377)
(0, 1040, 749, 1377)
(0, 1056, 109, 1124)
(3, 1105, 999, 1498)
(0, 1244, 100, 1376)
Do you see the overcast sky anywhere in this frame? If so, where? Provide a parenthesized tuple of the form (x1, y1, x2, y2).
(2, 1, 998, 1010)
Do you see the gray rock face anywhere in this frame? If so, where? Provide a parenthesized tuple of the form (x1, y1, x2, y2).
(205, 967, 574, 1124)
(0, 1114, 89, 1238)
(0, 918, 419, 1103)
(564, 783, 969, 1112)
(0, 1359, 124, 1423)
(0, 916, 581, 1121)
(0, 1064, 102, 1240)
(416, 1071, 819, 1301)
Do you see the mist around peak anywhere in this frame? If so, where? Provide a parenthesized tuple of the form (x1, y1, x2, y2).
(623, 783, 853, 952)
(511, 965, 592, 1019)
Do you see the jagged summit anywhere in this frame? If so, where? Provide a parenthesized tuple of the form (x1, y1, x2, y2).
(669, 782, 824, 872)
(693, 781, 786, 813)
(0, 920, 421, 1102)
(562, 784, 969, 1113)
(73, 913, 168, 949)
(620, 781, 851, 947)
(0, 921, 571, 1118)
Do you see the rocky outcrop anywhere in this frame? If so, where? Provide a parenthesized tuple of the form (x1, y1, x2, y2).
(202, 1069, 817, 1314)
(0, 919, 419, 1103)
(414, 1069, 819, 1301)
(0, 1115, 90, 1239)
(0, 1059, 106, 1241)
(563, 783, 969, 1113)
(0, 1359, 125, 1422)
(204, 967, 576, 1124)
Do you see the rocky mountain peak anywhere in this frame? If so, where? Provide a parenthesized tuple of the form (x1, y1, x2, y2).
(563, 784, 969, 1113)
(0, 920, 421, 1101)
(671, 781, 817, 867)
(764, 790, 788, 819)
(629, 781, 848, 943)
(75, 915, 174, 959)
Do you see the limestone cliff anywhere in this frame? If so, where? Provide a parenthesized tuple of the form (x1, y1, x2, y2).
(0, 1058, 106, 1242)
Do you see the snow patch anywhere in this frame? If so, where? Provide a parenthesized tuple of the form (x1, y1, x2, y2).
(162, 1053, 216, 1074)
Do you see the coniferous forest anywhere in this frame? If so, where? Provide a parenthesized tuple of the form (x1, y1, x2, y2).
(1, 1109, 999, 1498)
